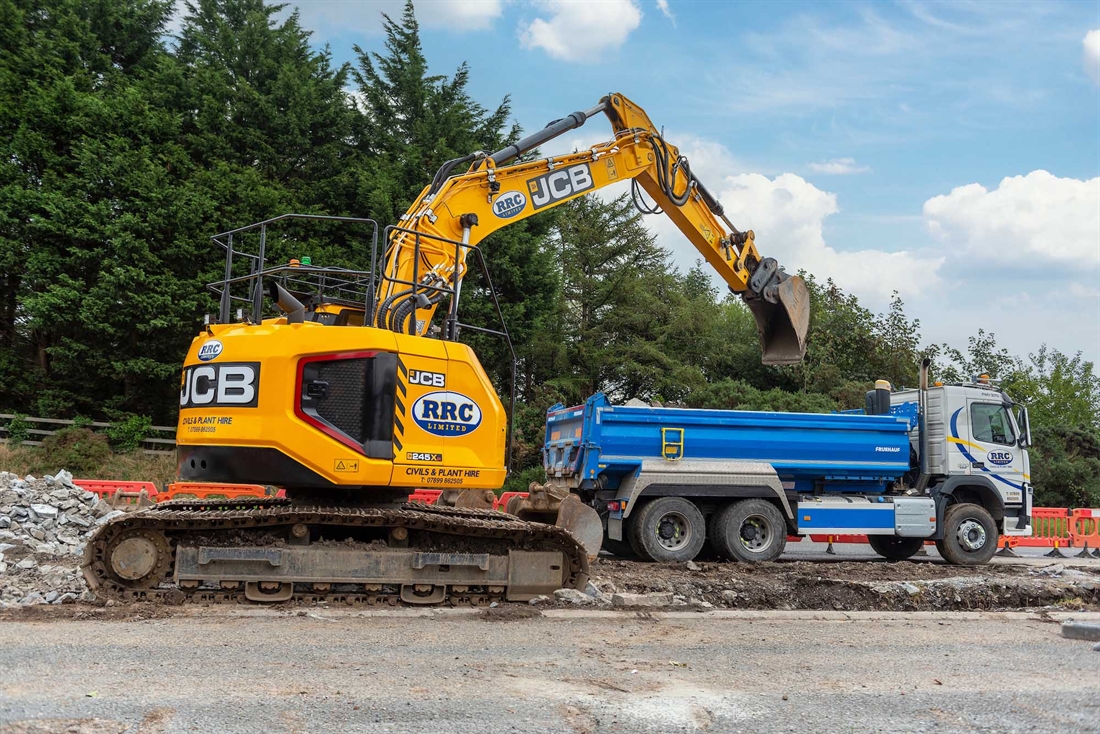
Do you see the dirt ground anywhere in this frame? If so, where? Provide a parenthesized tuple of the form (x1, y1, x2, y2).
(2, 553, 1098, 622)
(585, 556, 1100, 612)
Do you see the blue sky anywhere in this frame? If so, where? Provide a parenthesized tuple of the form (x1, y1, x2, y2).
(274, 1, 1100, 366)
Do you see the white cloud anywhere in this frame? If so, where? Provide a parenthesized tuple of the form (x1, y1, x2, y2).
(807, 157, 870, 175)
(625, 138, 939, 301)
(1085, 29, 1100, 85)
(922, 170, 1100, 267)
(290, 0, 503, 34)
(656, 0, 674, 25)
(519, 0, 642, 61)
(714, 173, 942, 301)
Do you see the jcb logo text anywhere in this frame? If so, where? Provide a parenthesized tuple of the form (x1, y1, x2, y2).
(527, 164, 594, 210)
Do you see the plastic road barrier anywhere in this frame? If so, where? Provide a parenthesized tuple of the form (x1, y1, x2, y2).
(163, 482, 269, 501)
(407, 489, 443, 504)
(74, 479, 159, 507)
(1015, 507, 1071, 547)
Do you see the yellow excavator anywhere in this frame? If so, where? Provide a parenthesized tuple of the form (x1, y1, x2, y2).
(83, 93, 810, 605)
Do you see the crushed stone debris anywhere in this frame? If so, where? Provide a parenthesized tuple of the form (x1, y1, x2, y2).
(0, 470, 103, 607)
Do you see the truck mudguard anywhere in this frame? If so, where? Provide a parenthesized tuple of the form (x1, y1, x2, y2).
(617, 459, 793, 520)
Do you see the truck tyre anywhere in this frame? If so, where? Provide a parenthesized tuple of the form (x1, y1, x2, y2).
(935, 503, 998, 566)
(628, 497, 706, 563)
(867, 535, 925, 561)
(711, 499, 787, 563)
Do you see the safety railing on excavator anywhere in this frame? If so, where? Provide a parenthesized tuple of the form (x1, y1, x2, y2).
(207, 214, 380, 325)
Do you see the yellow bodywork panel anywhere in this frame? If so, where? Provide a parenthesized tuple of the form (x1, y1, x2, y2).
(176, 319, 507, 490)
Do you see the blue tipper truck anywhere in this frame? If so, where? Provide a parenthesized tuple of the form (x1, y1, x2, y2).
(540, 365, 1033, 565)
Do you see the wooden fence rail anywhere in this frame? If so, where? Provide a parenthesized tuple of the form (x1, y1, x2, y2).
(0, 414, 175, 454)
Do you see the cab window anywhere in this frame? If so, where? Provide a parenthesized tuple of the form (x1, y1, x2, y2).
(971, 403, 1015, 446)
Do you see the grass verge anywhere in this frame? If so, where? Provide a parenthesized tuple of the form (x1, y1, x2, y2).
(0, 444, 177, 486)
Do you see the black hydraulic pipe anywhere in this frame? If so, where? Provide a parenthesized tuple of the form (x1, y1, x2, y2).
(489, 102, 609, 167)
(268, 281, 305, 324)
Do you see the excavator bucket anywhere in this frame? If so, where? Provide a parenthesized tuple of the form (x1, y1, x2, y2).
(746, 274, 810, 366)
(554, 495, 605, 562)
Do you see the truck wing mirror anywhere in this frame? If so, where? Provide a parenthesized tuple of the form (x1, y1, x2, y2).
(1016, 406, 1031, 448)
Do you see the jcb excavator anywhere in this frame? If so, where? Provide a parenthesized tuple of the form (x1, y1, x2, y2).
(83, 93, 810, 605)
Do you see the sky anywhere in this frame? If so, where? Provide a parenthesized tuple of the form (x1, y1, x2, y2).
(220, 0, 1100, 366)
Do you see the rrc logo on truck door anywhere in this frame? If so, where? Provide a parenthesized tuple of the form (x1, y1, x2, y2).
(527, 164, 594, 210)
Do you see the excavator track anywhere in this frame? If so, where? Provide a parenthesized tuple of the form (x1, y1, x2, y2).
(82, 498, 589, 606)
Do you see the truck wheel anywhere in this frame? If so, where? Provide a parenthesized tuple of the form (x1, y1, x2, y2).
(935, 503, 998, 566)
(712, 499, 787, 563)
(628, 497, 706, 563)
(867, 535, 925, 561)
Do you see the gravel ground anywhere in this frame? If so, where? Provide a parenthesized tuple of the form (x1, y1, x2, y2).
(0, 609, 1098, 733)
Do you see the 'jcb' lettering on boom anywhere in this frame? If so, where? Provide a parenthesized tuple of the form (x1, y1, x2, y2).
(527, 164, 594, 210)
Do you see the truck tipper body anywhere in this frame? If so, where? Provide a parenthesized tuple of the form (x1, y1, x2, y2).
(543, 374, 1032, 565)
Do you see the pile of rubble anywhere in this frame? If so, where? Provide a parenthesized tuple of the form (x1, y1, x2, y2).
(0, 470, 122, 606)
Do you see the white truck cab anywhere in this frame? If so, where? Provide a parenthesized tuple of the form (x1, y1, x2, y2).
(890, 375, 1033, 554)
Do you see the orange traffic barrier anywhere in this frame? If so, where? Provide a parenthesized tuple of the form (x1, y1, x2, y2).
(163, 481, 269, 501)
(1014, 507, 1071, 547)
(995, 536, 1020, 557)
(407, 489, 443, 504)
(1069, 508, 1100, 557)
(494, 491, 527, 513)
(75, 479, 158, 500)
(809, 534, 870, 544)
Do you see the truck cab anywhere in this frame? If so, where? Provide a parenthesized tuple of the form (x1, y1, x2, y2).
(889, 377, 1033, 541)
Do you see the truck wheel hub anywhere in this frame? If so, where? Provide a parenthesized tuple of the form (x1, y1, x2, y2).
(656, 514, 688, 549)
(739, 516, 771, 551)
(956, 519, 986, 551)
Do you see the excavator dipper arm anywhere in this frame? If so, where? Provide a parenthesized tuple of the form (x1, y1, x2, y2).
(375, 92, 809, 365)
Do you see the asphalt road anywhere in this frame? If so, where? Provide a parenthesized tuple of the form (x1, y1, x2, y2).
(1, 609, 1098, 734)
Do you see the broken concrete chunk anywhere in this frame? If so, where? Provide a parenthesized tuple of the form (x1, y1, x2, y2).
(95, 510, 126, 526)
(30, 504, 58, 519)
(554, 588, 595, 605)
(612, 592, 673, 607)
(1062, 621, 1100, 642)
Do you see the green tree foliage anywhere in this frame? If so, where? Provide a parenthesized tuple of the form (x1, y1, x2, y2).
(1027, 426, 1100, 508)
(106, 414, 153, 452)
(4, 414, 30, 446)
(534, 194, 681, 403)
(0, 0, 356, 422)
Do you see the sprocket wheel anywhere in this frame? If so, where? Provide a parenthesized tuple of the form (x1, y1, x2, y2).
(104, 528, 173, 589)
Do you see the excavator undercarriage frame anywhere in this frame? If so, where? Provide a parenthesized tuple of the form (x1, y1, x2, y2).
(84, 498, 589, 605)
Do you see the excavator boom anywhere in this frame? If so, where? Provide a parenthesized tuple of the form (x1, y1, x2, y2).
(375, 92, 809, 365)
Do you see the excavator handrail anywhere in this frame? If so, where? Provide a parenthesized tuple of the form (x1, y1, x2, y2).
(207, 214, 380, 324)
